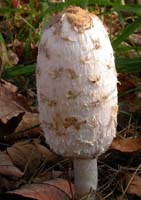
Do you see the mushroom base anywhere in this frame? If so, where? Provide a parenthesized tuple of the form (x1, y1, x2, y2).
(74, 158, 97, 199)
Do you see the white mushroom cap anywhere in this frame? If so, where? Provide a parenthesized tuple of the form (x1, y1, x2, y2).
(37, 7, 118, 158)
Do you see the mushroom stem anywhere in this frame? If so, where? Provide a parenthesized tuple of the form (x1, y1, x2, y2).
(73, 158, 97, 199)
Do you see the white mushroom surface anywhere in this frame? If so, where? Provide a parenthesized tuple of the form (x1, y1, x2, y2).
(37, 7, 118, 158)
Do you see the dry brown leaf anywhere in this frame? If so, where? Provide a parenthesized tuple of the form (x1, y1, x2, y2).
(0, 35, 12, 76)
(125, 174, 141, 196)
(13, 39, 37, 64)
(8, 178, 74, 200)
(15, 112, 39, 132)
(7, 141, 42, 175)
(129, 33, 141, 46)
(111, 138, 141, 152)
(34, 142, 58, 162)
(0, 79, 17, 93)
(0, 79, 32, 140)
(1, 112, 41, 143)
(0, 175, 17, 192)
(14, 112, 41, 139)
(0, 151, 23, 177)
(33, 170, 63, 184)
(7, 49, 19, 65)
(0, 79, 29, 124)
(0, 0, 8, 8)
(7, 140, 58, 176)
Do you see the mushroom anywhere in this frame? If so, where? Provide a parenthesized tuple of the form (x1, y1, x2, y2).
(36, 6, 118, 199)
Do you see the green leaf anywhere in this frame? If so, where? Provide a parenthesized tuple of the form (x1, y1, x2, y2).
(116, 58, 141, 73)
(3, 57, 141, 79)
(2, 64, 36, 79)
(114, 5, 141, 14)
(116, 45, 141, 53)
(112, 17, 141, 48)
(0, 7, 18, 14)
(81, 0, 89, 9)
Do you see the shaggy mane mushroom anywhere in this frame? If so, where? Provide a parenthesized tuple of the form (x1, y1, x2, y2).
(37, 6, 118, 199)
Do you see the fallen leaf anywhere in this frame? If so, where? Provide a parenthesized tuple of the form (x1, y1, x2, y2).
(1, 112, 41, 143)
(11, 0, 38, 8)
(0, 33, 12, 76)
(15, 112, 39, 131)
(15, 112, 41, 139)
(0, 175, 18, 193)
(34, 142, 58, 162)
(0, 79, 29, 124)
(37, 170, 63, 181)
(13, 39, 37, 64)
(7, 49, 19, 65)
(125, 174, 141, 196)
(7, 140, 58, 177)
(8, 178, 74, 200)
(0, 80, 32, 139)
(7, 141, 42, 176)
(111, 138, 141, 152)
(0, 151, 23, 177)
(0, 0, 8, 8)
(13, 39, 25, 63)
(129, 32, 141, 46)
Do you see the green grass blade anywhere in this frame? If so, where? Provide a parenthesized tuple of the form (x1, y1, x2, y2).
(3, 57, 141, 79)
(0, 7, 18, 14)
(114, 5, 141, 14)
(2, 64, 36, 79)
(112, 17, 141, 48)
(81, 0, 89, 9)
(116, 57, 141, 73)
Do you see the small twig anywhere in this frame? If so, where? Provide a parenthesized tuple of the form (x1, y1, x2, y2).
(121, 163, 141, 200)
(66, 168, 74, 200)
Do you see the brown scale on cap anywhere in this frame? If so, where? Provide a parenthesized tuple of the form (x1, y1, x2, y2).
(64, 117, 87, 130)
(66, 6, 93, 33)
(48, 6, 93, 34)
